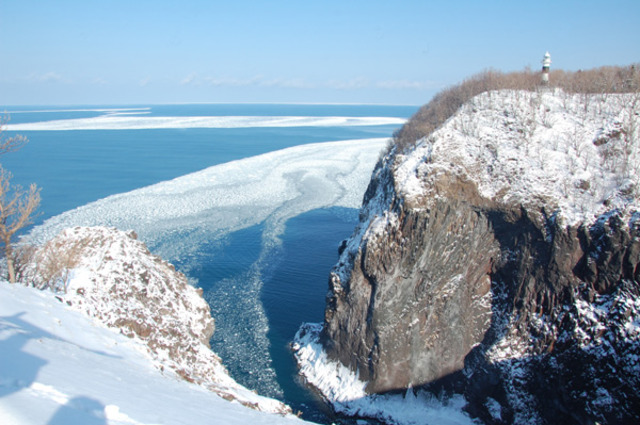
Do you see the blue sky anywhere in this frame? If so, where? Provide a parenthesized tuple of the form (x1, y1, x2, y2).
(1, 0, 638, 105)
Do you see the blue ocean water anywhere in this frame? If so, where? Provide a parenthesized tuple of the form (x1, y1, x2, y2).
(1, 104, 415, 423)
(2, 105, 412, 220)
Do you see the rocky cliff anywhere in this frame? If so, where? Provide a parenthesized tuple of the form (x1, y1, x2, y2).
(299, 89, 640, 424)
(22, 226, 290, 415)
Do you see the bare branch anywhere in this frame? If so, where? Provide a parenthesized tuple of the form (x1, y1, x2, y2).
(0, 115, 28, 156)
(0, 166, 41, 283)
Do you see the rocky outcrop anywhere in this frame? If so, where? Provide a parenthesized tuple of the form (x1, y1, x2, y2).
(23, 226, 290, 415)
(463, 207, 640, 424)
(316, 90, 640, 424)
(322, 169, 498, 393)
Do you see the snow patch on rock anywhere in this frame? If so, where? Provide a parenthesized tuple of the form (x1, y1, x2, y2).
(293, 323, 477, 425)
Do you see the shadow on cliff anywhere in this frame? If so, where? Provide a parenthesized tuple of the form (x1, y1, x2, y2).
(363, 287, 639, 425)
(314, 201, 640, 424)
(408, 208, 640, 425)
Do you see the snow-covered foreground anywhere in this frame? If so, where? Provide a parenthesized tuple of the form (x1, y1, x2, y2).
(0, 282, 313, 425)
(293, 324, 476, 425)
(18, 226, 292, 416)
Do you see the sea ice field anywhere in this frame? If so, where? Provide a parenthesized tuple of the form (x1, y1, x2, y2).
(2, 104, 414, 423)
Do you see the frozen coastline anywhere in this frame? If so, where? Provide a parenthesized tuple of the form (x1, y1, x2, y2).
(293, 323, 476, 425)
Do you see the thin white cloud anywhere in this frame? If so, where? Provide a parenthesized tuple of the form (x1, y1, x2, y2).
(203, 75, 264, 87)
(375, 79, 438, 90)
(178, 73, 435, 92)
(324, 77, 436, 91)
(180, 74, 314, 89)
(26, 71, 66, 83)
(259, 78, 314, 89)
(180, 73, 199, 86)
(325, 77, 370, 90)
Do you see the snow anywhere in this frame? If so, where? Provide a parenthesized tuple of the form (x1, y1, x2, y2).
(484, 398, 501, 421)
(329, 162, 399, 287)
(6, 114, 406, 131)
(393, 89, 640, 226)
(482, 277, 640, 423)
(293, 324, 367, 405)
(0, 281, 313, 425)
(573, 285, 640, 351)
(293, 324, 478, 425)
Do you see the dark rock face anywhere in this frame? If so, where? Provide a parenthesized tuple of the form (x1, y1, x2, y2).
(322, 189, 497, 393)
(465, 209, 640, 424)
(320, 158, 640, 423)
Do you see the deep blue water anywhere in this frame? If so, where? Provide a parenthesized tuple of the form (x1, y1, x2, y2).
(171, 208, 358, 423)
(1, 104, 415, 423)
(262, 207, 359, 423)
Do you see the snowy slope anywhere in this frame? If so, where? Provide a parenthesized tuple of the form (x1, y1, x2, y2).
(1, 226, 313, 424)
(0, 281, 312, 425)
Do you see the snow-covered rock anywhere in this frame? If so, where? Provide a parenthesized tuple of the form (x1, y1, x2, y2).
(394, 89, 640, 225)
(292, 323, 476, 425)
(296, 89, 640, 424)
(19, 226, 290, 415)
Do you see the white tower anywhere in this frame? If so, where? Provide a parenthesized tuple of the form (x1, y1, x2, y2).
(541, 52, 551, 85)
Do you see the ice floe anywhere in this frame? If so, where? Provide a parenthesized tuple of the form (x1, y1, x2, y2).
(7, 115, 406, 131)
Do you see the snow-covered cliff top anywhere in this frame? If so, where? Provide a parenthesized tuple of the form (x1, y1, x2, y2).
(394, 89, 640, 225)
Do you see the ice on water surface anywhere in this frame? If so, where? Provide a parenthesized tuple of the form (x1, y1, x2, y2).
(28, 137, 389, 398)
(6, 114, 406, 131)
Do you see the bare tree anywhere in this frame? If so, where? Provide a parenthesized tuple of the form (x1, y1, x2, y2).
(0, 119, 40, 283)
(0, 115, 28, 155)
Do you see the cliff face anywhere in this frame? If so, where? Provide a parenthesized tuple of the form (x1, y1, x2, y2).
(319, 90, 640, 424)
(322, 165, 498, 392)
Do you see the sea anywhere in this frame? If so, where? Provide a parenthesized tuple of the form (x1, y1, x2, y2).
(1, 103, 416, 423)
